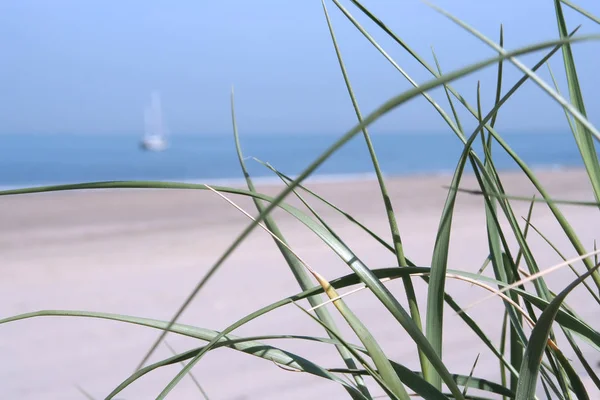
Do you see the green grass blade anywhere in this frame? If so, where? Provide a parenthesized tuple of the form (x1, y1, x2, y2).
(4, 264, 599, 363)
(490, 24, 505, 129)
(332, 0, 462, 137)
(554, 0, 600, 205)
(500, 310, 510, 400)
(552, 344, 591, 400)
(462, 353, 481, 398)
(254, 158, 394, 252)
(312, 275, 410, 399)
(5, 270, 599, 355)
(448, 187, 600, 207)
(515, 196, 537, 269)
(524, 220, 600, 305)
(562, 329, 600, 391)
(547, 61, 578, 141)
(0, 311, 368, 400)
(560, 0, 600, 24)
(230, 88, 370, 398)
(293, 302, 408, 399)
(1, 304, 513, 399)
(322, 0, 426, 378)
(431, 47, 465, 135)
(541, 378, 554, 400)
(515, 264, 600, 399)
(163, 341, 210, 399)
(425, 117, 472, 389)
(74, 385, 96, 400)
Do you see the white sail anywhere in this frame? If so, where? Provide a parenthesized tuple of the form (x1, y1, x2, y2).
(140, 91, 168, 151)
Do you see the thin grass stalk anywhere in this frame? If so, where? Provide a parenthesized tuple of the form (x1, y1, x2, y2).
(524, 220, 600, 305)
(163, 341, 210, 399)
(230, 89, 371, 398)
(322, 0, 427, 379)
(560, 0, 600, 24)
(553, 0, 600, 206)
(500, 310, 510, 400)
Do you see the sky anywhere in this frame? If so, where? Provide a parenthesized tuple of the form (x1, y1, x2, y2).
(1, 0, 599, 136)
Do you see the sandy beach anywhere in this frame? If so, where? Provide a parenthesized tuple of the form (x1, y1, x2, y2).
(1, 168, 598, 399)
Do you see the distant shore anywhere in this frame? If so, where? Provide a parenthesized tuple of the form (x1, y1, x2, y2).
(0, 163, 585, 192)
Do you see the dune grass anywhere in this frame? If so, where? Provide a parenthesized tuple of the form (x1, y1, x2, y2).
(2, 0, 600, 399)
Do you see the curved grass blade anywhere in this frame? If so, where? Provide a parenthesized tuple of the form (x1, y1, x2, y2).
(0, 311, 367, 400)
(4, 267, 598, 355)
(1, 304, 509, 400)
(515, 264, 600, 399)
(230, 88, 370, 399)
(4, 264, 599, 365)
(321, 0, 426, 378)
(120, 331, 507, 400)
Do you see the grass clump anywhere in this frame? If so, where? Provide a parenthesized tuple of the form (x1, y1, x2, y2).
(2, 1, 600, 399)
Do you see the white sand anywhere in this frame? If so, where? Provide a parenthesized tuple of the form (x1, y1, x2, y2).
(1, 169, 598, 399)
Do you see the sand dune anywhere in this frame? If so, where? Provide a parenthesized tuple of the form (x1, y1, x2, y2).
(1, 169, 598, 399)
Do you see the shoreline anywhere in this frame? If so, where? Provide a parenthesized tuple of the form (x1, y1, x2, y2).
(0, 164, 585, 193)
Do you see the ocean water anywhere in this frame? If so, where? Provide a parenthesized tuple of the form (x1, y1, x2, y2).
(0, 132, 592, 188)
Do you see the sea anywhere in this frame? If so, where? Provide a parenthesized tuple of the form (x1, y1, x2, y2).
(0, 131, 594, 189)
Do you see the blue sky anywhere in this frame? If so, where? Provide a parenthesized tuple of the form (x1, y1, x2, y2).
(1, 0, 599, 135)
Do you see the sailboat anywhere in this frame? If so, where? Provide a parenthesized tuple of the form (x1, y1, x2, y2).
(140, 91, 169, 152)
